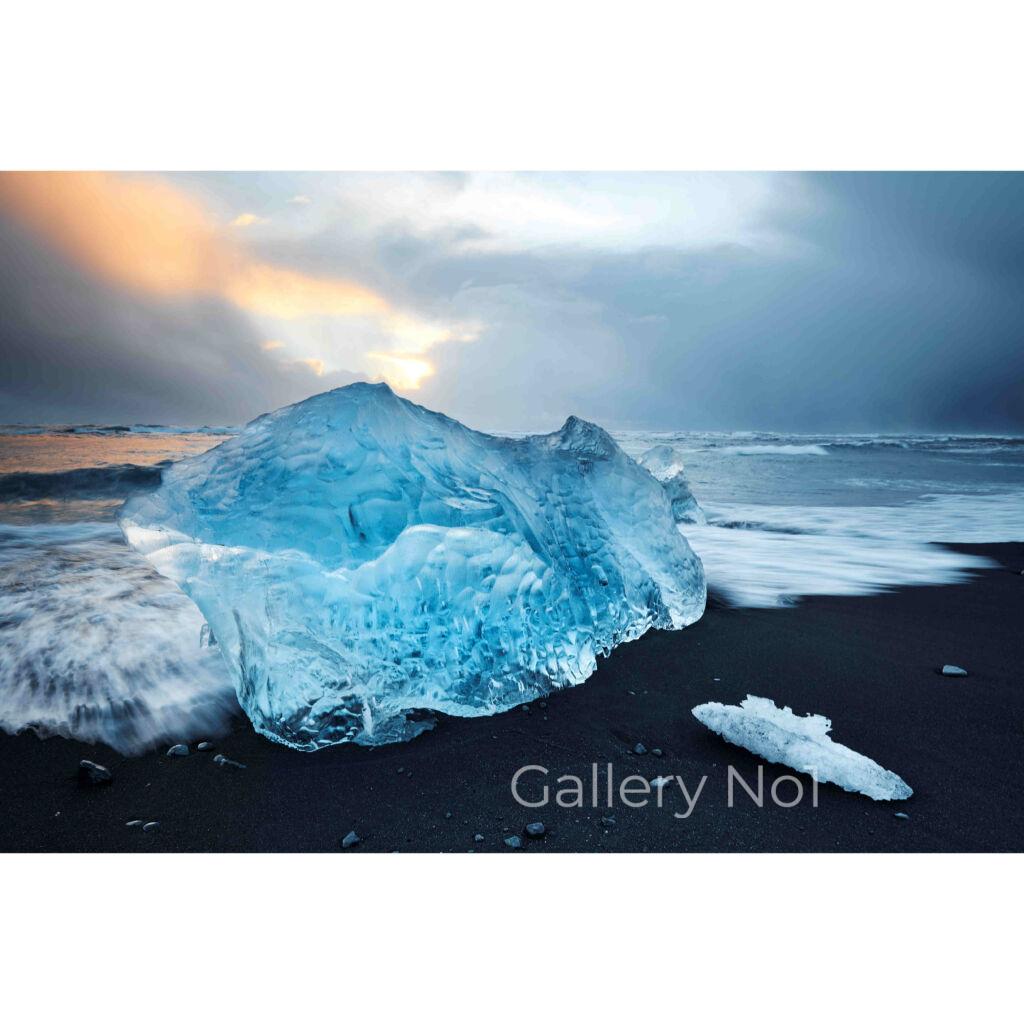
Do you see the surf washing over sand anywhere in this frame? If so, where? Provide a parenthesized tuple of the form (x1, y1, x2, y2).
(1, 397, 1023, 753)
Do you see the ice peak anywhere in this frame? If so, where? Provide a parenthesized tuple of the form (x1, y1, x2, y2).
(552, 415, 617, 458)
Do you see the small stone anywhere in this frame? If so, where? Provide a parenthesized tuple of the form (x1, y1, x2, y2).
(341, 830, 361, 849)
(600, 816, 616, 827)
(538, 701, 548, 709)
(524, 822, 546, 838)
(894, 812, 910, 820)
(521, 704, 530, 713)
(445, 811, 452, 819)
(78, 759, 112, 785)
(633, 742, 647, 755)
(651, 748, 663, 757)
(474, 833, 484, 843)
(126, 819, 143, 827)
(504, 836, 523, 849)
(142, 821, 160, 833)
(396, 767, 404, 774)
(941, 665, 968, 677)
(212, 754, 246, 769)
(196, 741, 214, 751)
(166, 744, 189, 757)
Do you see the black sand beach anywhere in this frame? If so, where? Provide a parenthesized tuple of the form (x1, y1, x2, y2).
(2, 541, 1021, 854)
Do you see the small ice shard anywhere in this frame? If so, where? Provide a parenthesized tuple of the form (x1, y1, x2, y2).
(941, 665, 968, 677)
(212, 753, 246, 769)
(524, 822, 546, 837)
(637, 445, 707, 525)
(166, 743, 189, 757)
(340, 830, 361, 849)
(692, 695, 913, 801)
(121, 383, 706, 751)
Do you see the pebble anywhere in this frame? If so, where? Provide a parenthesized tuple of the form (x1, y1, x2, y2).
(504, 836, 523, 849)
(212, 754, 247, 769)
(633, 742, 647, 755)
(197, 741, 214, 751)
(166, 744, 189, 757)
(524, 822, 546, 838)
(651, 748, 663, 757)
(78, 759, 112, 785)
(142, 821, 161, 833)
(894, 812, 910, 820)
(126, 820, 143, 827)
(538, 701, 548, 709)
(445, 811, 452, 819)
(341, 830, 361, 849)
(600, 816, 616, 827)
(941, 665, 968, 677)
(474, 833, 484, 843)
(396, 767, 404, 774)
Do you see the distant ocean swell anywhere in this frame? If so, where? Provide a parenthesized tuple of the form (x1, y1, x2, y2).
(0, 463, 164, 501)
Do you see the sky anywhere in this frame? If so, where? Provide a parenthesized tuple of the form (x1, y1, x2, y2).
(0, 171, 1021, 433)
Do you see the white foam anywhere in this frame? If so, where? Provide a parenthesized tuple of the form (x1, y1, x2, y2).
(0, 522, 237, 753)
(684, 492, 1023, 607)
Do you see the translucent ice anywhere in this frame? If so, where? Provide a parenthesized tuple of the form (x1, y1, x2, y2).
(638, 445, 706, 525)
(692, 695, 912, 800)
(120, 383, 706, 750)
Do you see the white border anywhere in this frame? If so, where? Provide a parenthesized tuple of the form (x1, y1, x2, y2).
(2, 1, 1022, 1015)
(3, 1, 1023, 170)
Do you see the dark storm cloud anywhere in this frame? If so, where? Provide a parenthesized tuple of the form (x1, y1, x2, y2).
(0, 214, 362, 426)
(1, 172, 1022, 432)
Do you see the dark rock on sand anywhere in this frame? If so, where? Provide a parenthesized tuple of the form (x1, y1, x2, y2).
(78, 760, 112, 785)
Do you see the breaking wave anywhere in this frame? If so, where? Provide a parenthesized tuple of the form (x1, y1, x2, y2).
(0, 522, 238, 754)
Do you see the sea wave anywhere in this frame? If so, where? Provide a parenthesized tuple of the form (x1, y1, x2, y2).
(0, 424, 238, 437)
(718, 444, 830, 456)
(685, 491, 1024, 607)
(0, 463, 164, 501)
(0, 521, 237, 753)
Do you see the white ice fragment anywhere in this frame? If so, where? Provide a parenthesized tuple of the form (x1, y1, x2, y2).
(692, 695, 912, 801)
(121, 383, 706, 750)
(941, 665, 968, 677)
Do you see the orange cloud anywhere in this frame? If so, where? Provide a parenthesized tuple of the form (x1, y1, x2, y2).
(0, 172, 477, 392)
(0, 172, 386, 321)
(0, 172, 227, 296)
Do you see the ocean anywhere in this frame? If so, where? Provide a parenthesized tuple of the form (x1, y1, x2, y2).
(2, 423, 1023, 753)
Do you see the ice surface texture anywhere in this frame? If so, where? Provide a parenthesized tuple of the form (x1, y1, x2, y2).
(120, 384, 706, 750)
(692, 695, 912, 800)
(638, 445, 706, 525)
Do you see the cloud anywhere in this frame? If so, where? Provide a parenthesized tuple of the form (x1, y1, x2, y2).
(286, 194, 312, 205)
(0, 172, 475, 391)
(229, 212, 267, 228)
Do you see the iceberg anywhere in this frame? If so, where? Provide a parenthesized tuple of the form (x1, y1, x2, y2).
(638, 445, 706, 525)
(120, 383, 706, 750)
(692, 695, 912, 801)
